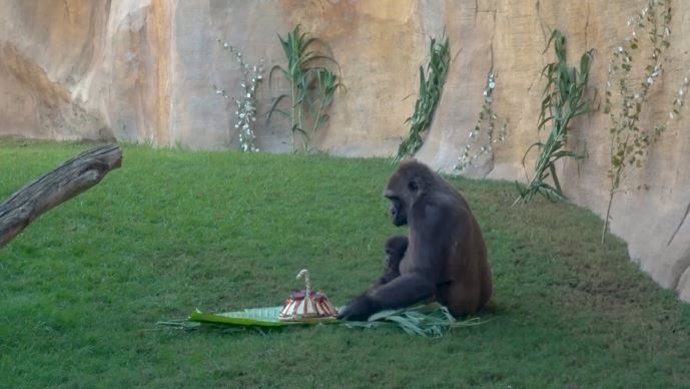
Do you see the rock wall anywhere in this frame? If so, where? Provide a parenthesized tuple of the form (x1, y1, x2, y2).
(1, 0, 689, 300)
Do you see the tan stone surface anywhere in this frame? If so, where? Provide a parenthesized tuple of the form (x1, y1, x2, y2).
(0, 0, 689, 301)
(0, 0, 110, 140)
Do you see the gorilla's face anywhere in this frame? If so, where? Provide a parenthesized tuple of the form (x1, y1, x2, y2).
(385, 160, 426, 227)
(385, 194, 407, 226)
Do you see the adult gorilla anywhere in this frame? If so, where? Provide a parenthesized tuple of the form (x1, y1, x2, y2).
(338, 159, 492, 321)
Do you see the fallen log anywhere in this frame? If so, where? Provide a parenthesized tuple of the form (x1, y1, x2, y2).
(0, 144, 122, 247)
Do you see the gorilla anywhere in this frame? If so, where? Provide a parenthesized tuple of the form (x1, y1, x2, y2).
(338, 159, 492, 321)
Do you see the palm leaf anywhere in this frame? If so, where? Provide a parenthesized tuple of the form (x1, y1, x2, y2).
(348, 303, 486, 338)
(160, 302, 487, 337)
(190, 306, 288, 327)
(189, 306, 338, 327)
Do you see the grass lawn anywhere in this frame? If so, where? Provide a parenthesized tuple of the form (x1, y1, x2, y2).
(1, 141, 689, 388)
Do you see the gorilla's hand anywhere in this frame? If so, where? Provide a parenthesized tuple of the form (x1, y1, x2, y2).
(337, 294, 379, 321)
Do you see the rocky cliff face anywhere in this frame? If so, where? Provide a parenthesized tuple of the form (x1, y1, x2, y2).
(1, 0, 689, 300)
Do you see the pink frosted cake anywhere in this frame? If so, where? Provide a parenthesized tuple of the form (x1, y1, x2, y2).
(278, 269, 338, 321)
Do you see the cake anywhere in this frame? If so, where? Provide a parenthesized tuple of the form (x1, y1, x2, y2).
(278, 269, 338, 321)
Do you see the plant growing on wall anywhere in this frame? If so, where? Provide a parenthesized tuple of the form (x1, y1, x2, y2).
(214, 41, 264, 152)
(395, 35, 450, 162)
(267, 25, 342, 153)
(455, 68, 508, 172)
(514, 30, 594, 205)
(602, 0, 689, 242)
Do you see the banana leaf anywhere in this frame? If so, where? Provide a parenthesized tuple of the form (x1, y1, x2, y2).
(189, 306, 339, 327)
(158, 303, 487, 337)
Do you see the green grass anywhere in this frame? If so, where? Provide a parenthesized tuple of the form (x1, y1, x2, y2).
(1, 140, 689, 388)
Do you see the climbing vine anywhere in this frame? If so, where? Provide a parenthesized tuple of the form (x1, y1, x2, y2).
(214, 41, 264, 152)
(602, 0, 690, 242)
(455, 69, 508, 172)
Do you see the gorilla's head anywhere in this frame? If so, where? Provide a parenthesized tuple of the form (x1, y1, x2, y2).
(384, 235, 408, 266)
(384, 159, 434, 226)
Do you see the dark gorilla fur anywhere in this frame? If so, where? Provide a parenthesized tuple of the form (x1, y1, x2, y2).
(370, 235, 408, 289)
(338, 159, 492, 321)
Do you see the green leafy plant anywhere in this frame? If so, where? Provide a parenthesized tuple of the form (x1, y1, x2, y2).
(455, 68, 508, 172)
(309, 67, 341, 136)
(515, 30, 594, 205)
(213, 41, 264, 152)
(395, 35, 450, 162)
(267, 25, 342, 153)
(343, 303, 485, 338)
(602, 0, 689, 242)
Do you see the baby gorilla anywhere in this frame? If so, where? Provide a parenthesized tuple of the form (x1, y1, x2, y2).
(370, 235, 408, 289)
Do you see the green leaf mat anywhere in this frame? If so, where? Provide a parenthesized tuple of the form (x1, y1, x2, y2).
(157, 303, 487, 337)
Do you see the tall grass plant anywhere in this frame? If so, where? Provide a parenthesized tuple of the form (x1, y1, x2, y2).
(515, 30, 594, 205)
(395, 35, 450, 162)
(268, 25, 342, 153)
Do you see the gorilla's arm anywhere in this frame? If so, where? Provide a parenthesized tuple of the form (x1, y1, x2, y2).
(338, 274, 434, 321)
(370, 273, 436, 306)
(338, 206, 450, 321)
(339, 274, 438, 321)
(371, 270, 400, 288)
